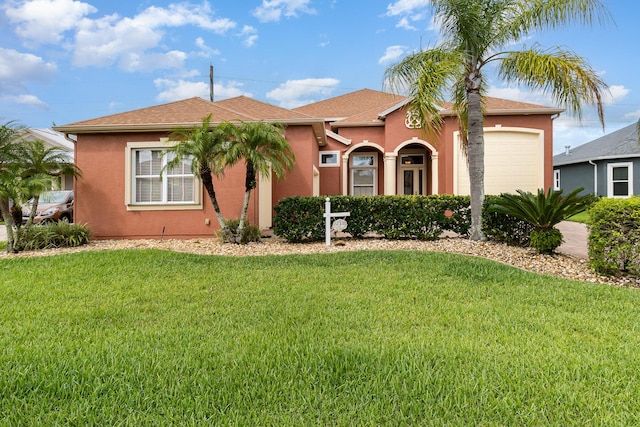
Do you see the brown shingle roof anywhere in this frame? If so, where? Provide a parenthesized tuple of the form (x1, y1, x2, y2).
(293, 88, 407, 119)
(54, 96, 318, 133)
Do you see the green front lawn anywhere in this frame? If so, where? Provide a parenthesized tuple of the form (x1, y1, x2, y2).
(1, 249, 639, 425)
(567, 210, 590, 224)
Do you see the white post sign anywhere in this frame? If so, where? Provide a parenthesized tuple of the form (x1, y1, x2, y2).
(323, 197, 350, 246)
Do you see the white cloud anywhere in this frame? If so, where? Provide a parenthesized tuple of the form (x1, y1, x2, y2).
(396, 17, 417, 30)
(386, 0, 430, 17)
(71, 3, 236, 70)
(154, 78, 251, 102)
(603, 85, 629, 105)
(195, 37, 221, 58)
(266, 78, 340, 108)
(378, 45, 407, 65)
(239, 26, 258, 47)
(119, 50, 188, 72)
(0, 48, 57, 83)
(624, 110, 640, 120)
(1, 93, 48, 108)
(5, 0, 97, 44)
(252, 0, 316, 23)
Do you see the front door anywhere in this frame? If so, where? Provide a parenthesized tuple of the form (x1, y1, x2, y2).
(397, 151, 428, 195)
(402, 168, 424, 195)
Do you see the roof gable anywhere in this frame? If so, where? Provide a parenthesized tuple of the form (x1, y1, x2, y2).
(293, 89, 407, 119)
(554, 122, 640, 166)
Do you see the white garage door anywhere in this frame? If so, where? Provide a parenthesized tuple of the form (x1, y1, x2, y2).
(454, 128, 543, 195)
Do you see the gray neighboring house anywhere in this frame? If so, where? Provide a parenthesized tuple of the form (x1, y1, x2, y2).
(22, 128, 75, 190)
(553, 122, 639, 198)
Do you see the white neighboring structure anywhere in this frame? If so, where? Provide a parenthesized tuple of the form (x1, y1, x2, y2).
(22, 128, 75, 190)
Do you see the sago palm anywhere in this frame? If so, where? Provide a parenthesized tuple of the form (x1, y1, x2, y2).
(221, 121, 295, 243)
(489, 187, 596, 253)
(384, 0, 610, 241)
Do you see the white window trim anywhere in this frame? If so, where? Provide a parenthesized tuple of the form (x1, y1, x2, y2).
(319, 150, 340, 167)
(553, 169, 560, 191)
(125, 140, 202, 211)
(607, 162, 633, 198)
(350, 152, 377, 196)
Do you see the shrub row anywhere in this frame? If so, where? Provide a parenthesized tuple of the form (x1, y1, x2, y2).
(273, 194, 532, 245)
(17, 222, 91, 251)
(589, 197, 640, 276)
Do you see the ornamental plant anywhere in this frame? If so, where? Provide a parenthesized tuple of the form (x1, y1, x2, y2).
(489, 187, 596, 253)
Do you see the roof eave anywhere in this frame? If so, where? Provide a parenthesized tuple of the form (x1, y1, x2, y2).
(440, 108, 564, 117)
(331, 120, 385, 130)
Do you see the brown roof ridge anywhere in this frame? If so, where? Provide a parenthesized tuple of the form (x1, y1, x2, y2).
(213, 95, 316, 121)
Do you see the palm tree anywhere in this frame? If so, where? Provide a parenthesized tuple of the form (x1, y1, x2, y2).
(384, 0, 609, 241)
(0, 121, 23, 252)
(18, 138, 82, 228)
(222, 121, 295, 243)
(166, 114, 234, 242)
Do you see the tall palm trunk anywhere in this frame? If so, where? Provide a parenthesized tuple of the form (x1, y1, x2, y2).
(0, 199, 15, 253)
(235, 161, 256, 244)
(200, 167, 233, 242)
(466, 74, 487, 241)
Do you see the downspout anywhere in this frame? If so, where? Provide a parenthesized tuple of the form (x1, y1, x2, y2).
(588, 160, 598, 196)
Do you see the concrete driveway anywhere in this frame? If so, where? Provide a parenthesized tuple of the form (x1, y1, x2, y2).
(556, 221, 589, 259)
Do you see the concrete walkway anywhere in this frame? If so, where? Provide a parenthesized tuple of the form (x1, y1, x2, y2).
(556, 221, 589, 259)
(0, 220, 589, 258)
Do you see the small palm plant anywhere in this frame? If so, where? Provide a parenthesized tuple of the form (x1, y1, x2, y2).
(489, 187, 595, 254)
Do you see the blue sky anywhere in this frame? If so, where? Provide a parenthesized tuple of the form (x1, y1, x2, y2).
(1, 0, 637, 154)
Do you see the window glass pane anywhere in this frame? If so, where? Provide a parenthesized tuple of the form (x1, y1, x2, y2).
(353, 186, 373, 196)
(167, 177, 194, 202)
(403, 170, 413, 195)
(613, 167, 628, 181)
(352, 155, 374, 166)
(401, 155, 424, 165)
(353, 169, 374, 185)
(136, 177, 162, 202)
(136, 150, 151, 175)
(320, 153, 338, 165)
(613, 182, 629, 196)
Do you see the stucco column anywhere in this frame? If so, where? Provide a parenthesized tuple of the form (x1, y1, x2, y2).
(384, 153, 397, 195)
(341, 154, 349, 195)
(431, 153, 439, 195)
(258, 167, 272, 229)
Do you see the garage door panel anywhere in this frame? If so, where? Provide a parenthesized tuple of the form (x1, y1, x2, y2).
(455, 129, 543, 195)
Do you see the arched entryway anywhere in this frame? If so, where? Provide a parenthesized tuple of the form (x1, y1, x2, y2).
(393, 137, 439, 195)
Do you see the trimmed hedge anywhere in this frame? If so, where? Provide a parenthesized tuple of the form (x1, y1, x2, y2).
(589, 197, 640, 276)
(274, 194, 530, 245)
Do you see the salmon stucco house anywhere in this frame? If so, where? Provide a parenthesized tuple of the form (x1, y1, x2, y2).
(53, 89, 562, 240)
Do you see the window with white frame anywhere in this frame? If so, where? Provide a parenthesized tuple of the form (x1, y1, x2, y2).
(553, 169, 560, 191)
(608, 162, 633, 198)
(126, 142, 201, 210)
(319, 151, 340, 167)
(350, 152, 377, 196)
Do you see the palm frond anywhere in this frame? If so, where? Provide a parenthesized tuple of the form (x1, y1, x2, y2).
(499, 45, 607, 128)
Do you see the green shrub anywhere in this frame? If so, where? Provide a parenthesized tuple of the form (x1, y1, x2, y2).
(18, 222, 91, 251)
(530, 228, 563, 254)
(223, 218, 261, 244)
(589, 197, 640, 276)
(482, 195, 534, 246)
(274, 195, 473, 242)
